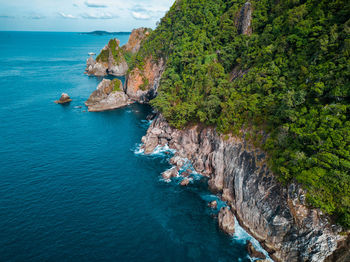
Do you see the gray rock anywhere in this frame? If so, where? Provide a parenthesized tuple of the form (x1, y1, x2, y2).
(246, 240, 266, 259)
(236, 1, 253, 35)
(218, 207, 235, 235)
(139, 114, 348, 261)
(162, 167, 178, 180)
(180, 178, 190, 186)
(85, 79, 130, 112)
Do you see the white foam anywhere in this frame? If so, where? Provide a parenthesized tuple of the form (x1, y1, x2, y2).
(233, 216, 273, 261)
(151, 145, 176, 156)
(133, 143, 144, 155)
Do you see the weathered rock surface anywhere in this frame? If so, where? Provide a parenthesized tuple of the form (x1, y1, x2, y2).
(162, 167, 178, 180)
(218, 207, 236, 235)
(140, 114, 348, 261)
(54, 93, 72, 104)
(246, 240, 266, 259)
(86, 53, 107, 76)
(86, 39, 128, 77)
(125, 57, 165, 102)
(236, 1, 253, 36)
(85, 79, 130, 112)
(180, 178, 190, 186)
(123, 28, 150, 54)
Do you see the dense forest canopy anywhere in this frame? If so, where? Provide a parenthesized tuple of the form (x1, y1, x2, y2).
(132, 0, 350, 228)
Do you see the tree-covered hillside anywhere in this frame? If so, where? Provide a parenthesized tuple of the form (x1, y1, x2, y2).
(135, 0, 350, 228)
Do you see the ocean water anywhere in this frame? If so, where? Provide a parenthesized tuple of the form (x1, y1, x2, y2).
(0, 32, 255, 261)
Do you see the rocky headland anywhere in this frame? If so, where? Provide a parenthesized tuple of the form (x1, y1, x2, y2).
(81, 2, 350, 260)
(85, 38, 128, 77)
(140, 114, 350, 262)
(85, 78, 131, 112)
(85, 27, 165, 110)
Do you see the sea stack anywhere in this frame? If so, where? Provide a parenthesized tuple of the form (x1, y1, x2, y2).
(85, 78, 131, 112)
(54, 93, 72, 104)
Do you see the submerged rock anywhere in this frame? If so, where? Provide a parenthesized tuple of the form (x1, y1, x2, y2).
(54, 93, 72, 104)
(85, 78, 130, 112)
(218, 207, 235, 235)
(246, 241, 266, 260)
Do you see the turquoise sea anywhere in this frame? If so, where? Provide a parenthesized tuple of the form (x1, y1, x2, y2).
(0, 31, 259, 261)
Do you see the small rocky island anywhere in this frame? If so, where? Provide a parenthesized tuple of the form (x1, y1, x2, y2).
(54, 93, 72, 104)
(84, 27, 165, 111)
(85, 79, 131, 112)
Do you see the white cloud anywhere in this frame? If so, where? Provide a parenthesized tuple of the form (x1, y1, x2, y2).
(84, 1, 108, 8)
(130, 4, 167, 21)
(81, 12, 118, 19)
(25, 15, 46, 19)
(58, 12, 78, 19)
(131, 11, 151, 20)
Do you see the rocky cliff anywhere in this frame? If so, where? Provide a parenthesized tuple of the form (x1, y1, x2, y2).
(123, 28, 150, 54)
(141, 114, 349, 262)
(125, 57, 165, 103)
(86, 39, 128, 77)
(85, 78, 131, 112)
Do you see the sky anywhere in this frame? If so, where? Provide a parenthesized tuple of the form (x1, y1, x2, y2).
(0, 0, 175, 32)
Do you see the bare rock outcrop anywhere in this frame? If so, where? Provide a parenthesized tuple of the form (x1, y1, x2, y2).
(123, 28, 150, 54)
(246, 240, 266, 260)
(218, 207, 236, 235)
(86, 39, 128, 77)
(85, 79, 130, 112)
(54, 93, 72, 104)
(235, 1, 253, 36)
(125, 57, 165, 102)
(140, 114, 348, 262)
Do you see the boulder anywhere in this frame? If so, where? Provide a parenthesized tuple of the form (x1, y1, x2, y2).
(169, 155, 185, 169)
(209, 200, 218, 209)
(143, 135, 159, 154)
(246, 241, 266, 260)
(180, 178, 190, 186)
(55, 93, 72, 104)
(218, 207, 235, 235)
(87, 91, 129, 112)
(162, 167, 178, 180)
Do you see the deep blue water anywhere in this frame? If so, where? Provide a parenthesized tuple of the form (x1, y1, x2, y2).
(0, 32, 254, 262)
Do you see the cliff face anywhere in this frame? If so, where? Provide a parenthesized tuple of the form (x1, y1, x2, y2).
(125, 57, 165, 102)
(123, 28, 150, 54)
(141, 115, 348, 262)
(235, 1, 252, 36)
(86, 39, 128, 77)
(85, 79, 131, 112)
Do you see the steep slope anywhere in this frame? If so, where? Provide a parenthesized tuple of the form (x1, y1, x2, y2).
(141, 114, 348, 261)
(134, 0, 350, 230)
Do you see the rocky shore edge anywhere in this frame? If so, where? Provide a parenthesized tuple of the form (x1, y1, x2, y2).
(140, 114, 350, 262)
